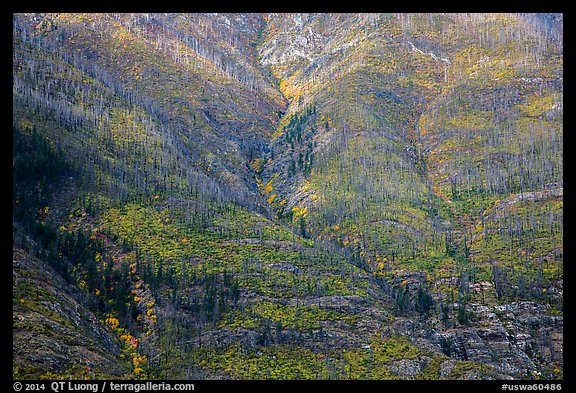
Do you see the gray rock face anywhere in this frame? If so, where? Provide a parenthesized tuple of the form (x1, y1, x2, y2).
(384, 299, 562, 379)
(388, 358, 426, 378)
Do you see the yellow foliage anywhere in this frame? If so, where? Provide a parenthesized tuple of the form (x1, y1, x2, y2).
(105, 315, 120, 330)
(516, 92, 557, 117)
(133, 354, 146, 368)
(267, 193, 277, 204)
(291, 206, 308, 219)
(264, 180, 274, 195)
(445, 111, 492, 131)
(120, 333, 130, 342)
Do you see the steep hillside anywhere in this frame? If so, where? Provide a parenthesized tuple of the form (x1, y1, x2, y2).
(13, 13, 562, 381)
(13, 13, 284, 213)
(259, 12, 562, 272)
(13, 247, 131, 379)
(257, 12, 563, 378)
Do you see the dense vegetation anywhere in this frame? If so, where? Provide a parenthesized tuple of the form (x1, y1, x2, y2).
(13, 13, 562, 381)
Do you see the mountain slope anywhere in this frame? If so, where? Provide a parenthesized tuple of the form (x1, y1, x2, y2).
(257, 12, 563, 378)
(13, 247, 130, 379)
(13, 13, 284, 213)
(13, 12, 562, 380)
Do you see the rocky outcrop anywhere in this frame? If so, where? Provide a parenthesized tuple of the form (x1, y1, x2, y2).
(13, 248, 130, 379)
(383, 300, 562, 379)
